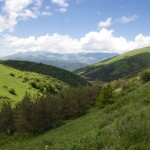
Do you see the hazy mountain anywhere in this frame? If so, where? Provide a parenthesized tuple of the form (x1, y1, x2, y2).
(0, 51, 118, 71)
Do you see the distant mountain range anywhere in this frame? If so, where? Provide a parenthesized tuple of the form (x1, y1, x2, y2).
(74, 46, 150, 81)
(0, 51, 118, 71)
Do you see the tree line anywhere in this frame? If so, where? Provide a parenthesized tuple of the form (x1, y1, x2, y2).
(0, 85, 101, 135)
(1, 60, 89, 87)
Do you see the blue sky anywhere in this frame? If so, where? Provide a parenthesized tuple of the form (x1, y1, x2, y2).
(0, 0, 150, 56)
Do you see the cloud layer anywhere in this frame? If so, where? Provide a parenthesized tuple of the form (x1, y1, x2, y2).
(0, 0, 43, 32)
(3, 28, 150, 54)
(0, 0, 69, 32)
(51, 0, 68, 13)
(118, 15, 137, 24)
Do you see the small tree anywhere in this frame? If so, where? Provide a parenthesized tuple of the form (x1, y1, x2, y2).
(0, 102, 14, 134)
(140, 70, 150, 83)
(14, 92, 34, 133)
(97, 83, 113, 107)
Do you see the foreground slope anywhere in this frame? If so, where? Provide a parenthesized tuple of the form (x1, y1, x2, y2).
(0, 64, 68, 106)
(0, 60, 89, 87)
(75, 46, 150, 81)
(0, 75, 149, 150)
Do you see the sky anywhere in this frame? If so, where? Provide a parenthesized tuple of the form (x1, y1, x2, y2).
(0, 0, 150, 56)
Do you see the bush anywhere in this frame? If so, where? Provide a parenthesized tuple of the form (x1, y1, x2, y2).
(9, 88, 17, 95)
(140, 70, 150, 83)
(30, 81, 37, 89)
(97, 83, 113, 107)
(3, 85, 8, 89)
(22, 77, 29, 83)
(9, 72, 15, 77)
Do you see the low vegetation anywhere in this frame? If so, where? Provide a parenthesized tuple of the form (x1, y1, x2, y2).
(140, 69, 150, 83)
(0, 64, 68, 106)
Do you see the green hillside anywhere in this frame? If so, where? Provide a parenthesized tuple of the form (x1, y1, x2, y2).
(0, 60, 89, 87)
(75, 46, 150, 81)
(0, 64, 68, 106)
(0, 71, 150, 149)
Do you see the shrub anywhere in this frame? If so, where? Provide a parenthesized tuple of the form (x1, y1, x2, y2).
(9, 88, 17, 95)
(30, 81, 37, 89)
(140, 70, 150, 83)
(97, 83, 113, 107)
(22, 77, 29, 83)
(9, 72, 15, 77)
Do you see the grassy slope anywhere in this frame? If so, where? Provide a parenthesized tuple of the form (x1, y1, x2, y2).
(0, 64, 68, 106)
(94, 46, 150, 66)
(0, 77, 149, 149)
(1, 60, 89, 87)
(75, 46, 150, 81)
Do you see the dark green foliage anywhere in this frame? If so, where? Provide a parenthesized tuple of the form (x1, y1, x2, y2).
(61, 86, 91, 119)
(0, 85, 99, 135)
(1, 60, 89, 87)
(140, 69, 150, 83)
(0, 102, 14, 134)
(32, 94, 63, 134)
(76, 52, 150, 81)
(97, 83, 113, 107)
(9, 88, 16, 95)
(13, 93, 34, 133)
(22, 76, 29, 83)
(9, 72, 15, 77)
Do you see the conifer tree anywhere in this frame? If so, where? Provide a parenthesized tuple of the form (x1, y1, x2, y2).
(0, 102, 14, 134)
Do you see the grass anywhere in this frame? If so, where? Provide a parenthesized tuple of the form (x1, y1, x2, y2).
(1, 60, 89, 87)
(0, 75, 149, 150)
(0, 64, 68, 106)
(94, 46, 150, 66)
(0, 108, 101, 150)
(75, 46, 150, 81)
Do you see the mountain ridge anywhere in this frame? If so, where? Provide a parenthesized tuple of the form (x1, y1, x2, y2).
(0, 51, 118, 71)
(74, 46, 150, 81)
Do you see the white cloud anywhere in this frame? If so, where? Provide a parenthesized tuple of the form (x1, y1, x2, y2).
(118, 15, 137, 24)
(0, 15, 7, 32)
(3, 28, 150, 54)
(0, 0, 43, 32)
(98, 18, 112, 28)
(51, 0, 68, 13)
(51, 0, 68, 7)
(3, 33, 79, 53)
(55, 7, 67, 13)
(19, 9, 37, 20)
(42, 11, 53, 16)
(0, 0, 70, 32)
(45, 6, 51, 10)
